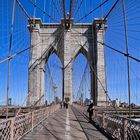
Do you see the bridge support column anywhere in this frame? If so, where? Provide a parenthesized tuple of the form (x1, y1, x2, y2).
(63, 31, 73, 104)
(93, 19, 107, 106)
(28, 62, 45, 106)
(27, 18, 108, 106)
(63, 64, 73, 104)
(27, 19, 44, 106)
(39, 61, 45, 104)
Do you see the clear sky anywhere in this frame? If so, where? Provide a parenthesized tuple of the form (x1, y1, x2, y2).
(0, 0, 140, 106)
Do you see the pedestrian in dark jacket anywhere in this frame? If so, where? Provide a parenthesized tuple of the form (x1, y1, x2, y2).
(87, 100, 94, 122)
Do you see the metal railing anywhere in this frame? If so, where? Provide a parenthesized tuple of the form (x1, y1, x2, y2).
(0, 104, 60, 140)
(73, 104, 140, 140)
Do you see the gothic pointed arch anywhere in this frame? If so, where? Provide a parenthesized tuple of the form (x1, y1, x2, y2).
(72, 45, 91, 69)
(41, 46, 63, 66)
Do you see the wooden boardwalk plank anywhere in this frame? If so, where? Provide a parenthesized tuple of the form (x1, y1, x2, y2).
(21, 107, 110, 140)
(72, 107, 111, 140)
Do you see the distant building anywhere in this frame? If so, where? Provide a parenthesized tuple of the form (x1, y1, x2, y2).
(111, 98, 120, 108)
(130, 103, 136, 108)
(120, 102, 129, 108)
(115, 98, 120, 107)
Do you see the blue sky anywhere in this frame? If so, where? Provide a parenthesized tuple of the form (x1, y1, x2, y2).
(105, 0, 140, 105)
(0, 0, 140, 105)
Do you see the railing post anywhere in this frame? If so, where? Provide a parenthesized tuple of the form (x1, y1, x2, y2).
(102, 113, 105, 129)
(123, 118, 128, 140)
(32, 111, 34, 132)
(93, 109, 96, 121)
(10, 118, 15, 140)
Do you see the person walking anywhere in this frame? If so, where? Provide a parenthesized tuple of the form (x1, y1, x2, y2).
(63, 101, 66, 108)
(87, 100, 94, 122)
(66, 102, 68, 109)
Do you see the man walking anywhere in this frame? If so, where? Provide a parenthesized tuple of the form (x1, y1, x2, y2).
(87, 100, 94, 122)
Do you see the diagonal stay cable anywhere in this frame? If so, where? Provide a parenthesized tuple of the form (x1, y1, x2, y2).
(104, 0, 120, 22)
(16, 0, 31, 19)
(28, 0, 59, 22)
(43, 31, 66, 89)
(75, 62, 88, 101)
(29, 29, 64, 69)
(98, 41, 140, 63)
(62, 0, 66, 20)
(60, 31, 112, 104)
(15, 29, 64, 107)
(43, 30, 66, 103)
(0, 29, 64, 65)
(73, 0, 84, 19)
(75, 0, 109, 23)
(58, 0, 64, 19)
(69, 0, 73, 20)
(0, 43, 38, 65)
(52, 0, 62, 18)
(71, 0, 78, 17)
(68, 28, 118, 109)
(70, 28, 108, 96)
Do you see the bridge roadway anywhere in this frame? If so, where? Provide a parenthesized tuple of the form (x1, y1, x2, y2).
(21, 106, 111, 140)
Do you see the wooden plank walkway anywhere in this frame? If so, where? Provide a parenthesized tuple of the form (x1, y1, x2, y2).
(71, 107, 113, 140)
(21, 106, 111, 140)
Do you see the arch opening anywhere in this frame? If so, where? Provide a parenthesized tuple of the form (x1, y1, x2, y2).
(44, 53, 62, 105)
(72, 53, 91, 105)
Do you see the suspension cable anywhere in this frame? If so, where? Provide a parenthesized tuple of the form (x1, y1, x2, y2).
(122, 0, 131, 118)
(52, 0, 62, 18)
(58, 0, 64, 19)
(43, 0, 46, 22)
(75, 0, 109, 23)
(104, 0, 120, 22)
(69, 0, 73, 20)
(0, 29, 64, 65)
(73, 0, 84, 19)
(70, 28, 119, 110)
(98, 42, 140, 63)
(75, 62, 88, 102)
(62, 0, 66, 20)
(28, 0, 59, 22)
(6, 0, 16, 119)
(16, 0, 31, 19)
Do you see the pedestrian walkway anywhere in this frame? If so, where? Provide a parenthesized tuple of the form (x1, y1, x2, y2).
(71, 107, 111, 140)
(21, 106, 110, 140)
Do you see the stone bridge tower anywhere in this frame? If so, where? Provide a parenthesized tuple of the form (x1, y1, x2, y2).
(27, 18, 107, 106)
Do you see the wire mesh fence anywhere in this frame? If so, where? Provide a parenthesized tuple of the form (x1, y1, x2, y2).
(0, 104, 60, 140)
(73, 103, 140, 140)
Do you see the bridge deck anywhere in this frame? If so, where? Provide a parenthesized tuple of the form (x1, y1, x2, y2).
(21, 107, 109, 140)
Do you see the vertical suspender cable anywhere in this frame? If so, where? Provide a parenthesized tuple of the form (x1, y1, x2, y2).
(33, 0, 36, 18)
(69, 0, 73, 20)
(43, 0, 46, 22)
(6, 0, 16, 119)
(100, 0, 103, 18)
(62, 0, 66, 20)
(122, 0, 131, 118)
(90, 0, 92, 11)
